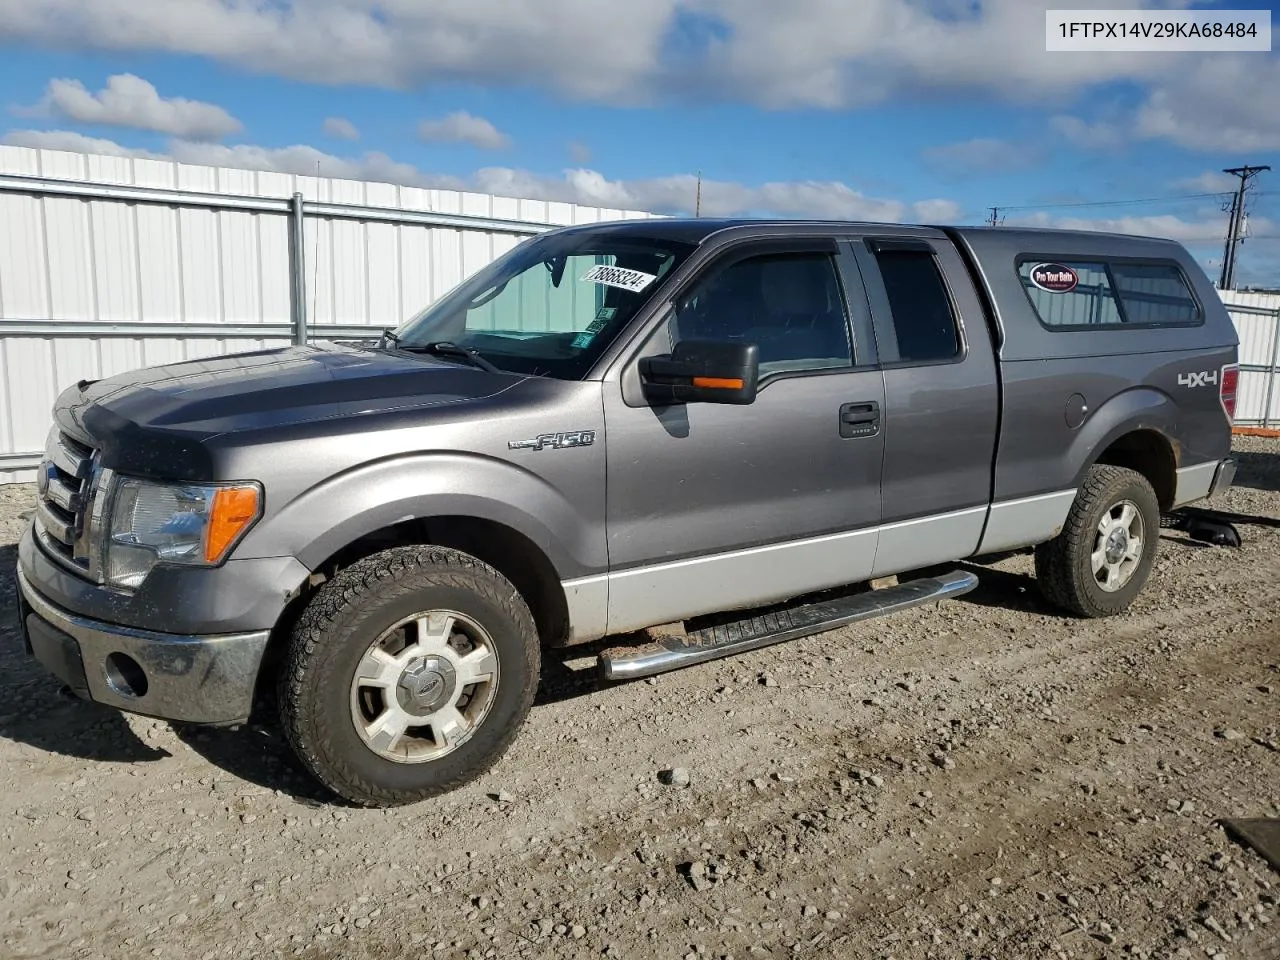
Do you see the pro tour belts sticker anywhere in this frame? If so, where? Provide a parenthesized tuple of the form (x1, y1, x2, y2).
(581, 264, 658, 293)
(1028, 263, 1079, 293)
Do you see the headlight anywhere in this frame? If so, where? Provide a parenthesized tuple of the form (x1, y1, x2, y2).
(105, 478, 263, 589)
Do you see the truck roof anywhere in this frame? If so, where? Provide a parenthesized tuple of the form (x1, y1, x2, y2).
(573, 217, 1184, 247)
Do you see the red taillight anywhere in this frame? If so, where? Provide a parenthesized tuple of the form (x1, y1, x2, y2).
(1220, 364, 1239, 423)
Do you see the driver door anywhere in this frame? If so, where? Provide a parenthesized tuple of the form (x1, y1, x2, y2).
(600, 236, 886, 636)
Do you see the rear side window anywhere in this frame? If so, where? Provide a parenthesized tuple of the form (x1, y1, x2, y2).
(873, 249, 961, 363)
(1018, 259, 1202, 329)
(1110, 262, 1201, 325)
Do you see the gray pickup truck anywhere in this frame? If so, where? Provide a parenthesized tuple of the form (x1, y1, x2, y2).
(15, 218, 1240, 806)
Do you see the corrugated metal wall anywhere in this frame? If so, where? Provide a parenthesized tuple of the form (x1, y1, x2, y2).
(1220, 290, 1280, 426)
(0, 145, 658, 482)
(2, 144, 1278, 483)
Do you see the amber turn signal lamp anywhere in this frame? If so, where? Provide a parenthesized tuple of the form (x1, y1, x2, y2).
(205, 485, 262, 563)
(692, 376, 745, 390)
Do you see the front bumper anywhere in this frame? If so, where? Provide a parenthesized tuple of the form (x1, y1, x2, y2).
(16, 567, 270, 725)
(18, 522, 308, 636)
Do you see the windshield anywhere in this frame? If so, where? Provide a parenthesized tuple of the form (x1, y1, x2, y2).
(392, 230, 695, 379)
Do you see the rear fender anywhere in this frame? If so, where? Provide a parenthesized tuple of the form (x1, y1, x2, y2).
(1068, 386, 1180, 489)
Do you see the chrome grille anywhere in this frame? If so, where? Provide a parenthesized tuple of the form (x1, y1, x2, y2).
(34, 427, 97, 577)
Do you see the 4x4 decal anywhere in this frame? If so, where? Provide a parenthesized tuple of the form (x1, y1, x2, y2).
(1178, 370, 1219, 389)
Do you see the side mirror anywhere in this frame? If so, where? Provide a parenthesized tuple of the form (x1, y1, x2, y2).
(638, 339, 759, 406)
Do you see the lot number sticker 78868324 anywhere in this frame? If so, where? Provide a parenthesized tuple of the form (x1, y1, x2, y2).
(581, 264, 658, 293)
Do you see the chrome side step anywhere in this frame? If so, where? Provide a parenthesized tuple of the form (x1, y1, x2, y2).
(598, 569, 979, 681)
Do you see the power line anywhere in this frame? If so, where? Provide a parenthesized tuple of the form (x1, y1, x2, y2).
(1181, 235, 1280, 242)
(994, 191, 1229, 212)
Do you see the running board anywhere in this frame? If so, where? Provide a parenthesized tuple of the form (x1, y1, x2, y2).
(597, 568, 979, 682)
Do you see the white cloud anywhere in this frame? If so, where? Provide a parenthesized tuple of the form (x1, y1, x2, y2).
(1, 128, 957, 223)
(567, 140, 592, 163)
(1049, 115, 1128, 151)
(1134, 56, 1280, 152)
(23, 73, 241, 139)
(0, 0, 678, 102)
(677, 0, 1191, 108)
(1172, 170, 1240, 194)
(418, 111, 510, 150)
(3, 128, 169, 159)
(322, 116, 359, 141)
(170, 140, 454, 188)
(0, 0, 1241, 113)
(922, 138, 1044, 175)
(913, 199, 963, 222)
(1052, 56, 1280, 155)
(467, 166, 915, 220)
(1, 128, 463, 188)
(1003, 210, 1272, 245)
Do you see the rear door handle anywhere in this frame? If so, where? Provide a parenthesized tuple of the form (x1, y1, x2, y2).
(839, 400, 880, 438)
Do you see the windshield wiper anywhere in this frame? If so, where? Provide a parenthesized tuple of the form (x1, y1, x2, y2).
(400, 341, 502, 373)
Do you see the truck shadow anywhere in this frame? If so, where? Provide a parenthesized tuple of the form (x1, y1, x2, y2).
(536, 637, 630, 706)
(946, 563, 1051, 614)
(949, 530, 1249, 613)
(1233, 448, 1280, 494)
(170, 714, 334, 807)
(165, 643, 630, 807)
(0, 545, 173, 765)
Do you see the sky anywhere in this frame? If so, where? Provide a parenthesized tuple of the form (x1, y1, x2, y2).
(0, 0, 1277, 286)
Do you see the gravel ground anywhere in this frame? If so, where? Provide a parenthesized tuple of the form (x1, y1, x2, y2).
(2, 439, 1278, 960)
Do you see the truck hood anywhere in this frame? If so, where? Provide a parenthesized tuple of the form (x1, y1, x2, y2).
(53, 342, 525, 477)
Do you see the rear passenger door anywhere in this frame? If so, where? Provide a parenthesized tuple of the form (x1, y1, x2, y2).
(850, 237, 1000, 576)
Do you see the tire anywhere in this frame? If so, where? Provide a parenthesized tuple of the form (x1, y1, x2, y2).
(279, 545, 540, 807)
(1034, 464, 1161, 619)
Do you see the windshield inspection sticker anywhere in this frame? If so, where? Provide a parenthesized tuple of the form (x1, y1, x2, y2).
(1029, 263, 1079, 293)
(581, 264, 657, 293)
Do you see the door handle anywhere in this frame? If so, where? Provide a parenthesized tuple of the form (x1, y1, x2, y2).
(839, 401, 880, 438)
(840, 401, 879, 424)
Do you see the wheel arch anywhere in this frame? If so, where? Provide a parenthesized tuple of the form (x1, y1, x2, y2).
(310, 514, 573, 649)
(240, 454, 605, 656)
(1068, 387, 1181, 512)
(1089, 428, 1177, 512)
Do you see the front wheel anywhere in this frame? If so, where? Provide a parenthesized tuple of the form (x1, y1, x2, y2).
(1035, 465, 1161, 618)
(279, 545, 540, 807)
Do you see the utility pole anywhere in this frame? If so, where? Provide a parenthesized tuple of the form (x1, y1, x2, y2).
(1219, 164, 1270, 290)
(695, 171, 702, 218)
(987, 206, 1004, 227)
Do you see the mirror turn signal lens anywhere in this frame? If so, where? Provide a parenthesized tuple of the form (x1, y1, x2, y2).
(692, 376, 745, 390)
(205, 485, 262, 563)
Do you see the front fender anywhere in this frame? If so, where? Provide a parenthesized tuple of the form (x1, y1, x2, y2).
(1066, 385, 1179, 489)
(234, 453, 606, 579)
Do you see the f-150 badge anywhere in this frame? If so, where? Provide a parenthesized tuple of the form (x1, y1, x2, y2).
(508, 431, 596, 452)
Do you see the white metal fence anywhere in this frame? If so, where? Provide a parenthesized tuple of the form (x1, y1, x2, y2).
(1, 145, 1279, 483)
(0, 145, 658, 482)
(1219, 290, 1280, 428)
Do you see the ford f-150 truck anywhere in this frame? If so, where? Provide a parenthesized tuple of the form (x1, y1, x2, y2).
(15, 218, 1240, 806)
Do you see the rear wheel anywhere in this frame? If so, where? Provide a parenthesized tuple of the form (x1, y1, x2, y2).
(1035, 465, 1161, 618)
(279, 545, 540, 807)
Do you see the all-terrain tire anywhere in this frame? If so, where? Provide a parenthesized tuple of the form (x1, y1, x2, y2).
(279, 545, 540, 807)
(1035, 464, 1161, 618)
